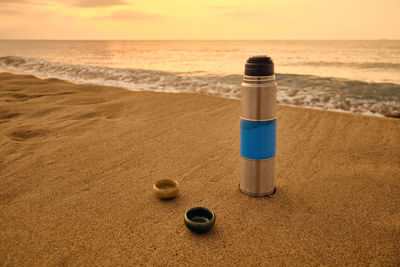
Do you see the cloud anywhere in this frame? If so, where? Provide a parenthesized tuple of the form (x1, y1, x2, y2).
(0, 0, 55, 8)
(0, 0, 44, 15)
(0, 0, 128, 8)
(69, 0, 127, 8)
(93, 10, 162, 21)
(0, 0, 30, 6)
(0, 5, 48, 18)
(0, 7, 19, 14)
(0, 0, 28, 3)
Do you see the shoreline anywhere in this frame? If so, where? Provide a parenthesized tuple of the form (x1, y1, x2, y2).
(0, 68, 396, 119)
(0, 72, 399, 265)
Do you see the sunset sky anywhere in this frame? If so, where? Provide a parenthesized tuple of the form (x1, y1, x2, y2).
(1, 0, 399, 40)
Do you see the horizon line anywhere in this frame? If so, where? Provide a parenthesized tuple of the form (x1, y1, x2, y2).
(0, 38, 398, 41)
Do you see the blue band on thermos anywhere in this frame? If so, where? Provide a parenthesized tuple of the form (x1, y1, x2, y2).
(240, 119, 276, 160)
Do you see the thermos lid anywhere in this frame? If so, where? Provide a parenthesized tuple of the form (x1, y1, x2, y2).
(245, 55, 274, 76)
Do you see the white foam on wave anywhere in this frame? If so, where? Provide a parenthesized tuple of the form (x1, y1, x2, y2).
(1, 56, 399, 118)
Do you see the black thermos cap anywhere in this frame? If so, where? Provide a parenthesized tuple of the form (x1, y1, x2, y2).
(244, 55, 274, 76)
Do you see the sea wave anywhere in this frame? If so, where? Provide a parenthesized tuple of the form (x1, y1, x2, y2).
(1, 56, 399, 118)
(296, 61, 400, 70)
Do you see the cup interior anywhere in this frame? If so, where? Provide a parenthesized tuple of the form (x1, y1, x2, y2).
(186, 207, 213, 223)
(155, 179, 177, 189)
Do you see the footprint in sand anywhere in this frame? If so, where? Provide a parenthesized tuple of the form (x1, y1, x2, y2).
(0, 109, 20, 120)
(30, 107, 61, 118)
(74, 112, 98, 119)
(57, 97, 107, 106)
(7, 128, 49, 141)
(2, 93, 45, 102)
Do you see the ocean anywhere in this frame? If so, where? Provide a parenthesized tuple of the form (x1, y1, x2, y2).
(0, 40, 399, 117)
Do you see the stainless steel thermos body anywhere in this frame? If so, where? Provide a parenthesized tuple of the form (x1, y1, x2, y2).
(240, 56, 277, 197)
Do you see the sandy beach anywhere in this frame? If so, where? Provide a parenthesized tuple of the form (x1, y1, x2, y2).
(0, 72, 399, 265)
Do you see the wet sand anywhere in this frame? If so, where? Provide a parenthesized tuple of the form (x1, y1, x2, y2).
(0, 72, 399, 265)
